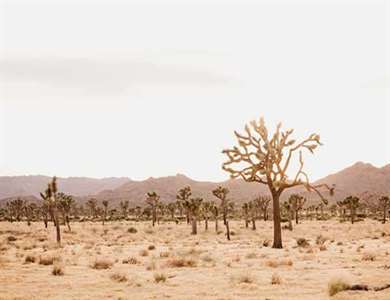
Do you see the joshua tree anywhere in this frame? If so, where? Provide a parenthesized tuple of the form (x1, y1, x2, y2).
(212, 186, 233, 240)
(58, 193, 74, 231)
(378, 196, 389, 224)
(24, 202, 37, 226)
(146, 192, 160, 226)
(102, 200, 109, 225)
(176, 186, 192, 224)
(288, 194, 306, 224)
(222, 117, 333, 248)
(254, 195, 271, 221)
(202, 201, 214, 231)
(41, 177, 61, 245)
(242, 202, 250, 228)
(119, 200, 129, 220)
(283, 201, 293, 231)
(212, 204, 219, 232)
(248, 200, 257, 230)
(188, 197, 203, 235)
(344, 196, 360, 224)
(86, 198, 98, 219)
(167, 202, 177, 222)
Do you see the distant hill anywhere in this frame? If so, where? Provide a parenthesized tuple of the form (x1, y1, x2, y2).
(0, 162, 389, 207)
(0, 175, 130, 200)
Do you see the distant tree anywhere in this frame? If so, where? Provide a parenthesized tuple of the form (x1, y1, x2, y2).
(343, 196, 360, 224)
(86, 198, 98, 219)
(145, 192, 160, 226)
(283, 200, 293, 231)
(119, 200, 129, 220)
(202, 201, 215, 231)
(41, 177, 61, 245)
(378, 196, 389, 224)
(254, 195, 271, 221)
(288, 194, 306, 224)
(222, 117, 334, 248)
(242, 202, 250, 228)
(212, 186, 232, 240)
(167, 202, 177, 223)
(188, 197, 203, 235)
(102, 200, 109, 225)
(176, 186, 192, 224)
(58, 193, 74, 231)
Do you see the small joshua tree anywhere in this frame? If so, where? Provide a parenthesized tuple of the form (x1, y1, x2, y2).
(202, 201, 214, 230)
(167, 202, 177, 223)
(254, 195, 271, 221)
(212, 186, 232, 240)
(146, 192, 160, 227)
(176, 186, 192, 224)
(102, 200, 109, 225)
(242, 202, 250, 228)
(283, 201, 293, 231)
(58, 193, 74, 232)
(119, 200, 129, 220)
(222, 117, 333, 248)
(343, 196, 360, 224)
(378, 196, 389, 224)
(188, 197, 203, 235)
(289, 194, 306, 224)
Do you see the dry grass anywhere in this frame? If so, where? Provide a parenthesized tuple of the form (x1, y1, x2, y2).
(153, 272, 167, 283)
(328, 277, 351, 296)
(166, 257, 197, 268)
(271, 273, 282, 285)
(361, 252, 376, 261)
(52, 264, 65, 276)
(39, 254, 60, 266)
(24, 255, 36, 264)
(91, 258, 114, 270)
(110, 272, 128, 283)
(139, 249, 149, 257)
(265, 258, 293, 268)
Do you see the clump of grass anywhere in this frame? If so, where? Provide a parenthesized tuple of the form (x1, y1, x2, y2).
(52, 264, 64, 276)
(201, 254, 214, 263)
(361, 252, 376, 261)
(263, 240, 271, 247)
(91, 258, 114, 270)
(7, 236, 17, 242)
(159, 251, 170, 258)
(245, 252, 257, 259)
(154, 272, 166, 283)
(166, 257, 197, 268)
(271, 273, 282, 285)
(127, 227, 137, 234)
(110, 272, 128, 282)
(148, 245, 156, 251)
(234, 273, 255, 284)
(39, 254, 60, 266)
(328, 277, 350, 296)
(296, 238, 310, 248)
(139, 249, 149, 257)
(122, 257, 139, 265)
(265, 258, 293, 268)
(316, 235, 328, 246)
(24, 255, 36, 264)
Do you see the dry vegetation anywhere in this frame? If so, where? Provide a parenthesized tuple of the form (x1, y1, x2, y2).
(0, 220, 389, 300)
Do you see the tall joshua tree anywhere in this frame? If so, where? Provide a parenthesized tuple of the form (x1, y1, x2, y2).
(146, 192, 160, 226)
(41, 177, 61, 245)
(222, 117, 333, 248)
(378, 196, 389, 224)
(176, 186, 192, 224)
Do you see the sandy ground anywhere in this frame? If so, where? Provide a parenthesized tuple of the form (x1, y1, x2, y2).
(0, 219, 389, 300)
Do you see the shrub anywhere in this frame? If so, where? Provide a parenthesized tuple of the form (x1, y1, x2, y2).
(122, 257, 139, 265)
(361, 252, 376, 261)
(24, 255, 36, 264)
(7, 236, 17, 242)
(154, 272, 166, 283)
(52, 264, 64, 276)
(166, 257, 197, 268)
(148, 245, 156, 251)
(271, 273, 281, 285)
(91, 258, 114, 270)
(39, 254, 59, 266)
(110, 272, 128, 282)
(263, 240, 271, 247)
(127, 227, 137, 234)
(296, 238, 310, 248)
(234, 273, 254, 284)
(245, 252, 257, 259)
(159, 251, 170, 258)
(265, 258, 293, 268)
(316, 235, 328, 245)
(328, 277, 350, 296)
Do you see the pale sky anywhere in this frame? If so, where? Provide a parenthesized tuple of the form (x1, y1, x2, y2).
(0, 0, 389, 182)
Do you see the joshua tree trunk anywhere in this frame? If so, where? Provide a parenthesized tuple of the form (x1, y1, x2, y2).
(226, 220, 230, 241)
(245, 219, 249, 228)
(66, 215, 71, 232)
(43, 215, 48, 228)
(351, 207, 355, 224)
(252, 218, 256, 230)
(205, 216, 208, 231)
(272, 193, 282, 249)
(263, 209, 267, 221)
(223, 207, 227, 226)
(214, 207, 219, 233)
(383, 205, 387, 224)
(152, 207, 157, 227)
(191, 217, 197, 235)
(295, 209, 299, 224)
(53, 206, 61, 245)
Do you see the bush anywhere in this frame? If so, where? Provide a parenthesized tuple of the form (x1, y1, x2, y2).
(328, 277, 350, 296)
(271, 273, 281, 285)
(110, 272, 128, 282)
(52, 265, 64, 276)
(166, 257, 197, 268)
(296, 238, 310, 248)
(39, 254, 59, 266)
(148, 245, 156, 251)
(361, 252, 376, 261)
(7, 236, 17, 242)
(91, 258, 114, 270)
(122, 257, 139, 265)
(127, 227, 137, 234)
(154, 272, 166, 283)
(24, 255, 36, 264)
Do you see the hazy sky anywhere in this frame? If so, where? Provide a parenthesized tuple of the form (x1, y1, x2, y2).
(0, 0, 389, 182)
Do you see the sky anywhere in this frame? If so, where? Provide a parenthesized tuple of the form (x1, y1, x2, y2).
(0, 0, 389, 182)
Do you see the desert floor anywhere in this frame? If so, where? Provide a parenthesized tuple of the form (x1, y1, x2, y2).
(0, 219, 389, 300)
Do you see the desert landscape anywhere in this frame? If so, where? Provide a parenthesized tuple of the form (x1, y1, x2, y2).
(1, 0, 389, 299)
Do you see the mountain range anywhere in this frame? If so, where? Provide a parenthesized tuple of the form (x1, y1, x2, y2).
(0, 162, 389, 207)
